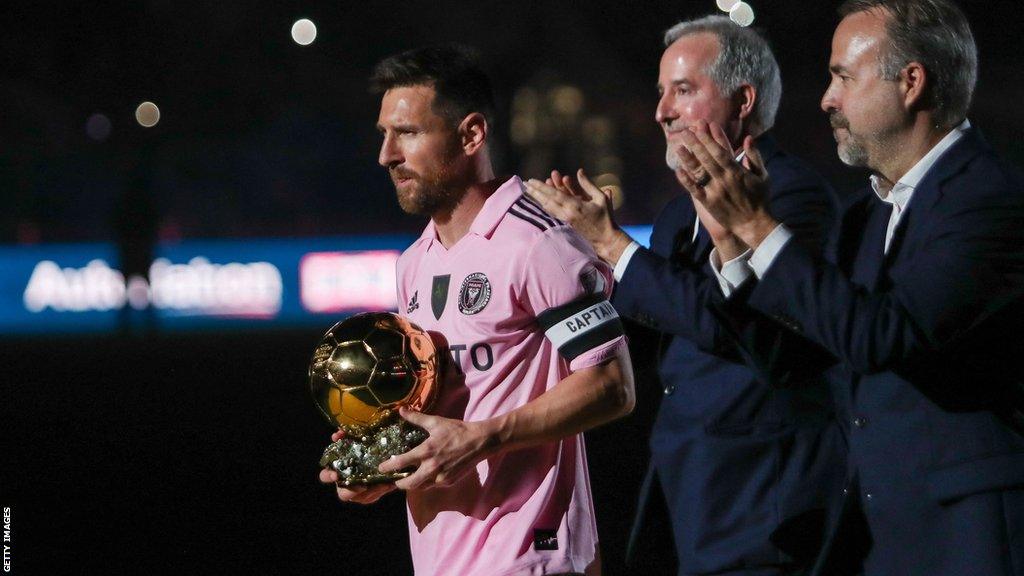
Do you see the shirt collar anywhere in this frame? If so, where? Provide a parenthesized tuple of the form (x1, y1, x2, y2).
(870, 119, 971, 207)
(416, 175, 524, 248)
(469, 175, 526, 237)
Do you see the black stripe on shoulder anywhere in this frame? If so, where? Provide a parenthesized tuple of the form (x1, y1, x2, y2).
(516, 198, 557, 227)
(559, 319, 624, 361)
(536, 292, 606, 331)
(508, 206, 548, 231)
(516, 197, 559, 227)
(520, 195, 565, 226)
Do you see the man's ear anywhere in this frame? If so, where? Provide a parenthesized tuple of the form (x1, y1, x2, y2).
(899, 61, 928, 112)
(458, 112, 488, 155)
(734, 83, 757, 123)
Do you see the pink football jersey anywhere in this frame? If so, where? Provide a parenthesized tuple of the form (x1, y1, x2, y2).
(396, 175, 627, 575)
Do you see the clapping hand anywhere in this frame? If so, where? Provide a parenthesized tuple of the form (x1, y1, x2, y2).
(673, 120, 778, 250)
(524, 169, 632, 265)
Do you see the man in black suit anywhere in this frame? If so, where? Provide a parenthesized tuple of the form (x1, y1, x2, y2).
(676, 1, 1024, 573)
(527, 16, 843, 575)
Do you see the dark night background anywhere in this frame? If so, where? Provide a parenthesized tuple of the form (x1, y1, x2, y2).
(1, 1, 1020, 574)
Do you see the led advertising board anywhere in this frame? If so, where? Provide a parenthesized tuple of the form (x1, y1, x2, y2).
(0, 226, 651, 334)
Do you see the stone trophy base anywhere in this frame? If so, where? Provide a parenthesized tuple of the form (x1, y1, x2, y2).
(319, 419, 428, 486)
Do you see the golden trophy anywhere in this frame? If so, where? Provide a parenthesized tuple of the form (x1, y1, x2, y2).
(310, 312, 439, 486)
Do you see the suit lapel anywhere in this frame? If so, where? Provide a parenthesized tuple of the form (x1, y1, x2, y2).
(882, 128, 986, 271)
(668, 200, 699, 263)
(844, 197, 890, 405)
(670, 217, 713, 266)
(692, 224, 713, 264)
(851, 202, 891, 290)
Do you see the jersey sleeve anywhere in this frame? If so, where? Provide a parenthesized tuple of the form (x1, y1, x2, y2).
(524, 227, 627, 371)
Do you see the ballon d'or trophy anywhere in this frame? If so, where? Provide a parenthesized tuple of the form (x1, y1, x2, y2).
(310, 312, 439, 486)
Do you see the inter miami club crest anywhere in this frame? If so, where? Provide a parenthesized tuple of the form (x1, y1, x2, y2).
(458, 272, 491, 315)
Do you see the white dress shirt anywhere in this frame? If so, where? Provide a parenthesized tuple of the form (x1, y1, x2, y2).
(612, 214, 699, 281)
(723, 119, 972, 292)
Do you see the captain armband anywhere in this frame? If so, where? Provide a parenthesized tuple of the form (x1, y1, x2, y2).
(537, 293, 625, 361)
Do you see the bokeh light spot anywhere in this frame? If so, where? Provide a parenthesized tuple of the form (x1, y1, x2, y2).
(291, 19, 317, 45)
(85, 113, 112, 141)
(716, 0, 740, 12)
(135, 102, 160, 128)
(730, 2, 755, 26)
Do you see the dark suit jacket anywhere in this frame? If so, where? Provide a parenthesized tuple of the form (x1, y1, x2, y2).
(613, 135, 845, 575)
(744, 128, 1024, 575)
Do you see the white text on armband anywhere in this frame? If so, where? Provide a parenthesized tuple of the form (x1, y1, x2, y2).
(537, 294, 624, 361)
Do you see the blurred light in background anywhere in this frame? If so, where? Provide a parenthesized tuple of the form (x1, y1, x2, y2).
(299, 251, 399, 313)
(21, 256, 284, 316)
(595, 155, 623, 178)
(510, 114, 538, 145)
(582, 116, 614, 147)
(513, 87, 540, 114)
(729, 2, 755, 26)
(85, 113, 112, 141)
(511, 87, 541, 145)
(716, 0, 740, 12)
(135, 101, 160, 127)
(0, 236, 410, 334)
(549, 86, 584, 117)
(125, 275, 150, 310)
(291, 18, 317, 46)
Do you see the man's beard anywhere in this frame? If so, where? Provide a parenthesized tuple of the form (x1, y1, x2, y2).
(665, 145, 683, 171)
(831, 111, 870, 167)
(664, 129, 687, 171)
(392, 157, 464, 217)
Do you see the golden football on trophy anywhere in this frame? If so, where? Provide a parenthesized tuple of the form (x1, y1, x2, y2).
(309, 312, 439, 486)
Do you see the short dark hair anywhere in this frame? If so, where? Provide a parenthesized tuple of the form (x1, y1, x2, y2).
(839, 0, 977, 128)
(370, 43, 497, 130)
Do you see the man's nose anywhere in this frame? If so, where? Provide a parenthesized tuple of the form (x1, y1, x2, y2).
(378, 134, 402, 168)
(821, 83, 839, 115)
(655, 92, 676, 126)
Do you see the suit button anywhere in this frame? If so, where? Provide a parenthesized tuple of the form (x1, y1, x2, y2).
(864, 492, 873, 501)
(664, 385, 675, 396)
(853, 417, 867, 429)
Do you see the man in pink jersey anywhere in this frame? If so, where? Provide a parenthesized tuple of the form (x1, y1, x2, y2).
(318, 44, 635, 576)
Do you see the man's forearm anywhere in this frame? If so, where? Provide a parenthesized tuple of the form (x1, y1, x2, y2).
(714, 234, 750, 262)
(478, 348, 634, 454)
(734, 211, 779, 252)
(592, 229, 634, 268)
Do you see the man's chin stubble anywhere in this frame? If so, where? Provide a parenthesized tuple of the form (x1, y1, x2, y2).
(397, 186, 457, 217)
(837, 141, 870, 168)
(665, 147, 682, 171)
